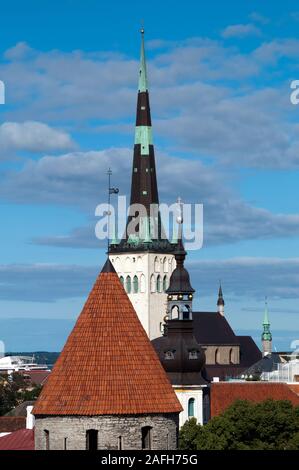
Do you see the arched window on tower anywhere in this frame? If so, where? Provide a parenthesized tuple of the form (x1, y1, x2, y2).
(163, 275, 168, 292)
(133, 275, 139, 293)
(154, 256, 160, 272)
(188, 398, 195, 418)
(183, 304, 191, 320)
(150, 274, 156, 293)
(126, 276, 131, 294)
(119, 276, 124, 287)
(156, 275, 162, 293)
(171, 305, 179, 320)
(163, 257, 168, 273)
(140, 274, 146, 293)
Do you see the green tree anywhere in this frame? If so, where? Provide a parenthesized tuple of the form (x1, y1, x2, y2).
(179, 399, 299, 450)
(179, 418, 201, 450)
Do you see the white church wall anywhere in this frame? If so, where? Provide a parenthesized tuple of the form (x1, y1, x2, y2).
(174, 388, 204, 427)
(110, 252, 175, 339)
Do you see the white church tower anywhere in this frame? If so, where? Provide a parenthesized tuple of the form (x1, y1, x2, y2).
(109, 30, 176, 339)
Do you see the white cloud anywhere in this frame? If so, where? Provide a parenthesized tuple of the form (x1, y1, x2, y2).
(0, 121, 75, 158)
(3, 147, 297, 247)
(0, 263, 97, 302)
(189, 257, 299, 300)
(222, 23, 261, 39)
(1, 257, 299, 303)
(4, 42, 34, 61)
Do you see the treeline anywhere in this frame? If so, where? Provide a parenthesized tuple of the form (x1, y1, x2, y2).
(6, 351, 59, 366)
(179, 399, 299, 450)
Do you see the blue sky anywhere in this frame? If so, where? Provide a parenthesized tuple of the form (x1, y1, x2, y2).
(1, 0, 299, 351)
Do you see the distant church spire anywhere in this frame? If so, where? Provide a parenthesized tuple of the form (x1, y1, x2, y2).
(261, 298, 272, 356)
(111, 29, 173, 253)
(217, 283, 225, 316)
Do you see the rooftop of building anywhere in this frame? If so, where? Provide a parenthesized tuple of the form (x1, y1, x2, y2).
(33, 258, 182, 416)
(210, 381, 299, 417)
(0, 429, 34, 450)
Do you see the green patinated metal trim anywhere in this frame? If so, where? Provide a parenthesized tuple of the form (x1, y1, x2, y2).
(138, 30, 148, 93)
(262, 303, 272, 341)
(134, 126, 153, 154)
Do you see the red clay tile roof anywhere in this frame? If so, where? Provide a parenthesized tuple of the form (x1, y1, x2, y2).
(0, 417, 26, 432)
(0, 429, 34, 450)
(23, 370, 50, 385)
(33, 259, 182, 416)
(211, 382, 299, 417)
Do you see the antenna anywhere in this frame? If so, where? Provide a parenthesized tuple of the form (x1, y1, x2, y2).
(176, 197, 183, 241)
(106, 168, 119, 254)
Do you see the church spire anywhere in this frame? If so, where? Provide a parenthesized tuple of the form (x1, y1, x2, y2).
(111, 29, 173, 253)
(166, 200, 195, 320)
(217, 283, 225, 316)
(261, 298, 272, 356)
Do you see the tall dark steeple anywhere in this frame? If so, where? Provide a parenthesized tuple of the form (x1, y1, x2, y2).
(111, 29, 173, 253)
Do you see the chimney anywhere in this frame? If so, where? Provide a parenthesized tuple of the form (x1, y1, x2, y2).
(26, 405, 35, 429)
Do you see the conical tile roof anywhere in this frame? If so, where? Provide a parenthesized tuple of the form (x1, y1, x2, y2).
(33, 259, 182, 416)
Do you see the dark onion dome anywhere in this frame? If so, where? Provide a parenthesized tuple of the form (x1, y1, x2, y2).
(166, 239, 195, 295)
(152, 320, 206, 385)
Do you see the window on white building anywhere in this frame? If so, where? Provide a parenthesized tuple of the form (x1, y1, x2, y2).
(133, 275, 139, 293)
(163, 275, 168, 292)
(156, 275, 162, 293)
(126, 276, 132, 294)
(188, 398, 195, 418)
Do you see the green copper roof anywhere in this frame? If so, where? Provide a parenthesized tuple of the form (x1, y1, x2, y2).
(263, 302, 270, 326)
(262, 302, 272, 341)
(138, 29, 148, 92)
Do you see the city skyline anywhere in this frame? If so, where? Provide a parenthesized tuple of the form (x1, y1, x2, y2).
(0, 0, 299, 350)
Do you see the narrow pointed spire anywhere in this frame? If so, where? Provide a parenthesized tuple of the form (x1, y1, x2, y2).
(166, 199, 194, 297)
(262, 298, 272, 356)
(138, 28, 148, 93)
(263, 299, 270, 326)
(217, 282, 225, 316)
(111, 29, 173, 253)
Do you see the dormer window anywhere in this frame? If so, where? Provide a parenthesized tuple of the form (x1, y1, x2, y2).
(165, 350, 175, 360)
(189, 350, 198, 360)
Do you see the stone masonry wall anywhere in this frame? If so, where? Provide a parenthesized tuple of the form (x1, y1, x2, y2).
(35, 413, 179, 450)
